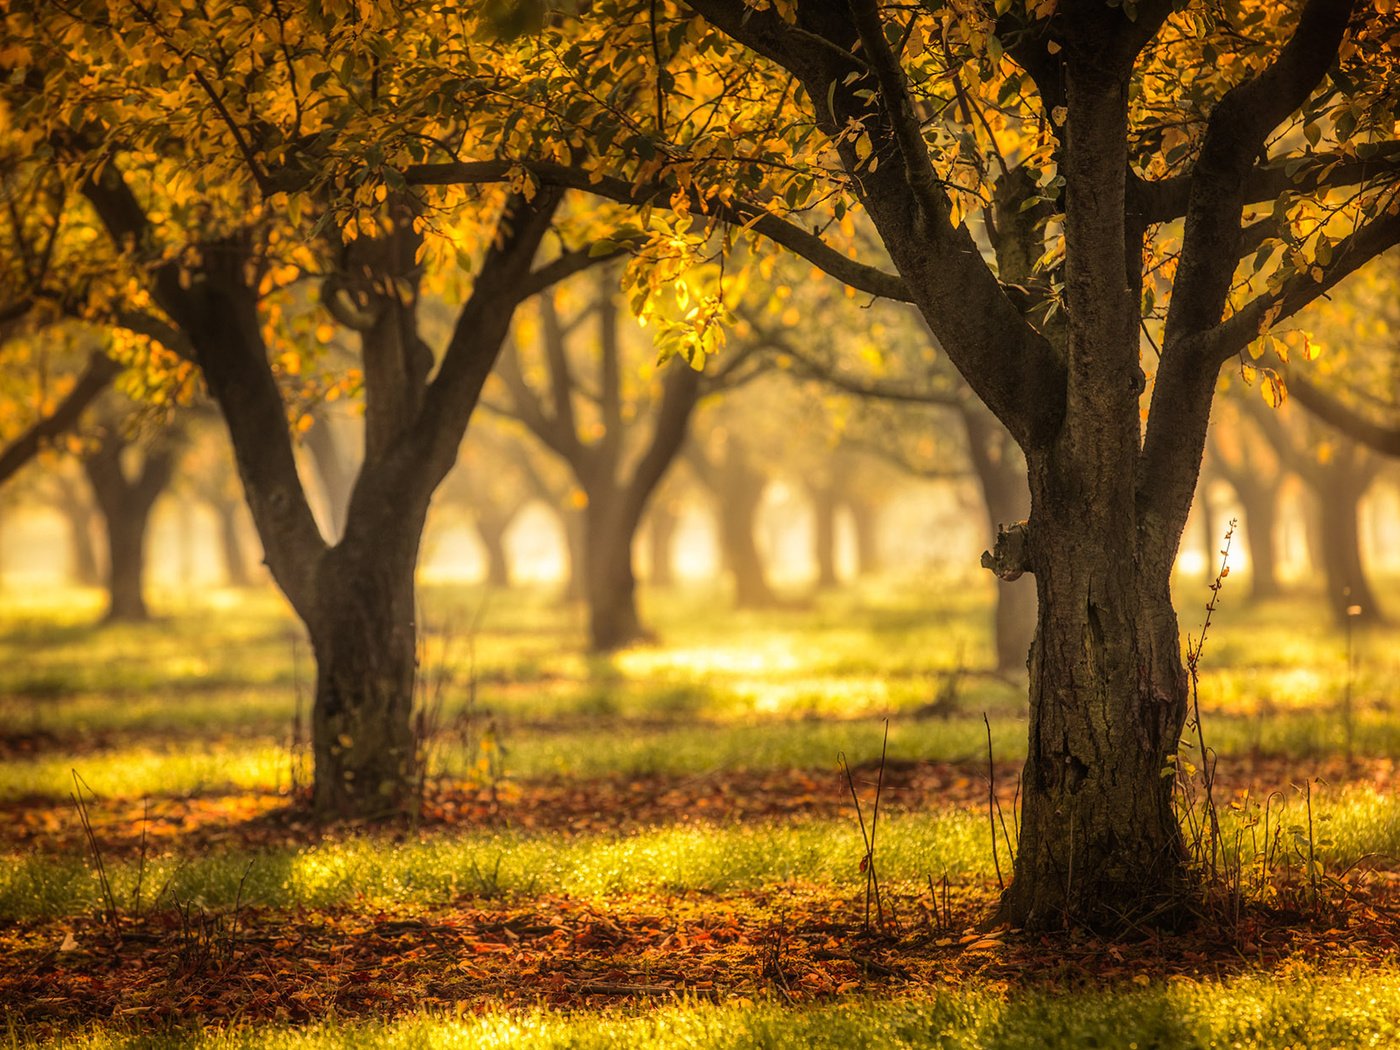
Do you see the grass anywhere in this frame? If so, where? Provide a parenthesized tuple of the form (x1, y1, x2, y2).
(11, 964, 1400, 1048)
(0, 810, 994, 918)
(3, 575, 1399, 1047)
(4, 783, 1395, 920)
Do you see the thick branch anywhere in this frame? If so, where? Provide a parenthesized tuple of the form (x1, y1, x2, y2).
(1134, 142, 1400, 226)
(1277, 368, 1400, 457)
(1165, 0, 1355, 341)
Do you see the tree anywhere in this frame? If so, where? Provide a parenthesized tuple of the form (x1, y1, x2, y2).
(685, 402, 783, 608)
(488, 271, 704, 649)
(410, 0, 1400, 926)
(80, 413, 181, 621)
(3, 3, 624, 819)
(1206, 401, 1287, 601)
(1247, 396, 1387, 623)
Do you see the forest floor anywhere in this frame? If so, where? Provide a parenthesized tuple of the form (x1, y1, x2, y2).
(2, 578, 1399, 1047)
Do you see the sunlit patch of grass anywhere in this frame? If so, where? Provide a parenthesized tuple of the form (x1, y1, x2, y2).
(0, 812, 992, 918)
(6, 785, 1398, 922)
(15, 965, 1400, 1048)
(0, 743, 294, 802)
(0, 717, 1025, 802)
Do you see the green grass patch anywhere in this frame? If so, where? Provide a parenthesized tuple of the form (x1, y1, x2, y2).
(13, 964, 1400, 1048)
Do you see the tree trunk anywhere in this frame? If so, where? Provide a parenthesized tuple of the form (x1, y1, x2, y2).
(962, 406, 1035, 673)
(846, 496, 882, 577)
(1002, 457, 1189, 929)
(474, 513, 512, 588)
(1315, 468, 1384, 625)
(307, 541, 419, 819)
(810, 481, 839, 589)
(82, 432, 177, 623)
(1197, 481, 1218, 588)
(52, 480, 102, 587)
(1234, 478, 1281, 601)
(646, 497, 679, 588)
(210, 495, 252, 588)
(583, 495, 648, 650)
(560, 505, 587, 601)
(719, 477, 779, 608)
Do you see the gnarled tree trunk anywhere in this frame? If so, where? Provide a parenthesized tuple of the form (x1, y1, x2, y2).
(1001, 454, 1189, 928)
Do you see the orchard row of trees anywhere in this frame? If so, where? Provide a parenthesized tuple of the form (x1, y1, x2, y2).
(3, 0, 1400, 929)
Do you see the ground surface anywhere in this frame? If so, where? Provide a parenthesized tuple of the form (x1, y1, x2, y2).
(2, 578, 1399, 1047)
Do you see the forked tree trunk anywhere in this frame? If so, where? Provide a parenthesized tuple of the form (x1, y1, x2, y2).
(1003, 456, 1190, 929)
(306, 540, 420, 818)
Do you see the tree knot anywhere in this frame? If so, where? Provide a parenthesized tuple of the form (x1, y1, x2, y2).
(981, 520, 1032, 581)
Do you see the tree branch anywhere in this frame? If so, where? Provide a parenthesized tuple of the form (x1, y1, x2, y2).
(1211, 206, 1400, 364)
(405, 161, 911, 302)
(0, 351, 120, 486)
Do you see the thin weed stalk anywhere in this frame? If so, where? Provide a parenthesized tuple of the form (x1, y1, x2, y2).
(983, 714, 1005, 892)
(838, 720, 889, 933)
(69, 770, 119, 936)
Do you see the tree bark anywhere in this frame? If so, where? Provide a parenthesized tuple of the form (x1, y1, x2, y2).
(583, 493, 648, 649)
(306, 537, 419, 818)
(1001, 455, 1189, 929)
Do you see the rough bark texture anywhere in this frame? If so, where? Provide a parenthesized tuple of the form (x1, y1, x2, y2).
(306, 537, 420, 818)
(678, 0, 1381, 930)
(1005, 455, 1190, 928)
